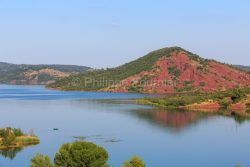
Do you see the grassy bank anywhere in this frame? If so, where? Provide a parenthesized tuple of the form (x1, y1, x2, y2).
(0, 128, 40, 149)
(137, 87, 250, 117)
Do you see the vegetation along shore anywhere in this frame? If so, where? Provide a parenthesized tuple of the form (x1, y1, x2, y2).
(0, 127, 39, 150)
(137, 87, 250, 119)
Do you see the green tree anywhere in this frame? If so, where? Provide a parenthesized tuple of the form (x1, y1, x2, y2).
(54, 141, 109, 167)
(12, 128, 24, 137)
(1, 127, 16, 146)
(220, 97, 231, 109)
(30, 154, 54, 167)
(122, 156, 146, 167)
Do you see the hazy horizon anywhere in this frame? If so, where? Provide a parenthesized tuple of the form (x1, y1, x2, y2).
(0, 0, 250, 68)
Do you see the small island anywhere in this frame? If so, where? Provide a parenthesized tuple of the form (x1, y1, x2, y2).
(0, 127, 40, 150)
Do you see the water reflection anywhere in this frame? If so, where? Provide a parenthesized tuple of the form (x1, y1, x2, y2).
(128, 108, 210, 131)
(90, 99, 250, 131)
(84, 99, 210, 131)
(0, 148, 23, 160)
(75, 99, 247, 132)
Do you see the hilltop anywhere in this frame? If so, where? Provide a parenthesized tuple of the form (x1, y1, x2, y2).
(0, 62, 91, 85)
(49, 47, 250, 93)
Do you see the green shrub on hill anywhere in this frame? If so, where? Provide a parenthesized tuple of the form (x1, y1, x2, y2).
(168, 66, 181, 80)
(199, 82, 206, 87)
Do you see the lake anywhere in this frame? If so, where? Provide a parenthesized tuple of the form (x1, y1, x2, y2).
(0, 85, 249, 167)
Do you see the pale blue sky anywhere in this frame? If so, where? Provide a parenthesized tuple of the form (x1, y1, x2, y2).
(0, 0, 249, 68)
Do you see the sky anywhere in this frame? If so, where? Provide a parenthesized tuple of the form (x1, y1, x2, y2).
(0, 0, 250, 68)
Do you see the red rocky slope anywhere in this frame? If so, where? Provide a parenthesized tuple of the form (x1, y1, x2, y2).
(101, 50, 250, 93)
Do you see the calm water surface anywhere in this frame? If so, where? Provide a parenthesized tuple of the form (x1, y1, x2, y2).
(0, 85, 249, 167)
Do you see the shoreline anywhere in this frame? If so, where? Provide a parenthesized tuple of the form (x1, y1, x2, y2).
(0, 136, 40, 150)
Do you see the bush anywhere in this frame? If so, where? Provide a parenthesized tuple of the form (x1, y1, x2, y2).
(122, 156, 146, 167)
(54, 141, 109, 167)
(220, 98, 231, 109)
(30, 154, 54, 167)
(168, 66, 181, 80)
(1, 128, 16, 146)
(199, 82, 206, 87)
(13, 128, 25, 137)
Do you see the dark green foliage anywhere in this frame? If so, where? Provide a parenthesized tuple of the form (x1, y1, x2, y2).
(229, 89, 246, 103)
(12, 128, 25, 137)
(168, 66, 181, 80)
(37, 74, 57, 83)
(0, 128, 16, 146)
(197, 66, 204, 71)
(246, 103, 250, 113)
(174, 86, 194, 92)
(54, 141, 109, 167)
(199, 82, 206, 87)
(122, 156, 146, 167)
(139, 87, 250, 109)
(178, 80, 195, 92)
(220, 98, 231, 109)
(183, 80, 194, 86)
(139, 75, 152, 84)
(128, 86, 141, 93)
(138, 93, 204, 108)
(30, 154, 54, 167)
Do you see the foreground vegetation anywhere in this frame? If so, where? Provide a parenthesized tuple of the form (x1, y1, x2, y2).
(30, 141, 146, 167)
(137, 87, 250, 118)
(0, 127, 39, 149)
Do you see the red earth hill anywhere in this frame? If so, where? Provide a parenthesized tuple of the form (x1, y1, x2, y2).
(101, 47, 250, 93)
(49, 47, 250, 93)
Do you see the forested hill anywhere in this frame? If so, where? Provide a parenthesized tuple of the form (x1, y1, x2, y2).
(48, 47, 250, 93)
(0, 62, 91, 85)
(234, 65, 250, 72)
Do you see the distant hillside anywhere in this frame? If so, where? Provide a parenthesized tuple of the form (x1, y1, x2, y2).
(49, 47, 250, 93)
(234, 65, 250, 72)
(0, 62, 91, 85)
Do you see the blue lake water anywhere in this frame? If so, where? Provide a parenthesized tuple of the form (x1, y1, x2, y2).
(0, 85, 250, 167)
